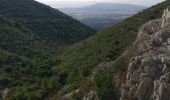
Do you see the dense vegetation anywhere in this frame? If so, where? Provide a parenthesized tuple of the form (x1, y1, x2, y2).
(0, 0, 95, 58)
(0, 18, 65, 99)
(0, 0, 170, 100)
(94, 70, 118, 100)
(51, 0, 170, 99)
(54, 0, 169, 82)
(0, 0, 95, 99)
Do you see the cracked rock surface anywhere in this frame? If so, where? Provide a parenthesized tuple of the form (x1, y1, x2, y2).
(121, 7, 170, 100)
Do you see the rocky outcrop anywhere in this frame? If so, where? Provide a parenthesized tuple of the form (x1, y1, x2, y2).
(162, 7, 170, 28)
(60, 87, 98, 100)
(0, 88, 9, 100)
(61, 89, 80, 100)
(121, 7, 170, 100)
(83, 90, 98, 100)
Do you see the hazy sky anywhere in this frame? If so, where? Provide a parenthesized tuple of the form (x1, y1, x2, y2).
(36, 0, 165, 8)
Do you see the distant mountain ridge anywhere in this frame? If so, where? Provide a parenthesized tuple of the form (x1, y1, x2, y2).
(60, 3, 145, 13)
(60, 3, 145, 30)
(77, 3, 144, 11)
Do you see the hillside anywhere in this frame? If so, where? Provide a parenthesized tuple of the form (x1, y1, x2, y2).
(0, 17, 41, 58)
(0, 48, 60, 100)
(60, 3, 145, 30)
(50, 0, 170, 99)
(0, 0, 95, 58)
(0, 0, 95, 99)
(1, 0, 170, 100)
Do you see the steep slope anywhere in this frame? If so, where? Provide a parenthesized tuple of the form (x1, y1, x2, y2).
(121, 7, 170, 100)
(0, 48, 60, 100)
(0, 17, 37, 58)
(0, 0, 95, 57)
(0, 0, 96, 99)
(0, 16, 57, 99)
(55, 0, 169, 82)
(0, 49, 35, 99)
(50, 0, 170, 99)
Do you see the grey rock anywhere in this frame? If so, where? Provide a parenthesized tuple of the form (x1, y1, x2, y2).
(121, 8, 170, 100)
(83, 90, 98, 100)
(161, 7, 170, 27)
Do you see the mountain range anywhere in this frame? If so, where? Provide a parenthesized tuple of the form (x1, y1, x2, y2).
(60, 3, 145, 30)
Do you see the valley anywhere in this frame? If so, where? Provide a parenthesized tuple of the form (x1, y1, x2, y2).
(60, 3, 145, 30)
(0, 0, 169, 100)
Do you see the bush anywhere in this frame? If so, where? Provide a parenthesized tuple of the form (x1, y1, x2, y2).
(94, 70, 118, 100)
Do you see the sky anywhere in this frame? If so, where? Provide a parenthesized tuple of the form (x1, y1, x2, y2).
(36, 0, 165, 8)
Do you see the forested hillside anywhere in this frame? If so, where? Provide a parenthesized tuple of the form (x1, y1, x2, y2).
(55, 0, 169, 83)
(0, 0, 96, 58)
(50, 0, 170, 99)
(0, 0, 169, 100)
(0, 0, 95, 99)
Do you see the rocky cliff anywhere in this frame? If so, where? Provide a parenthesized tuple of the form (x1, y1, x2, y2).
(120, 7, 170, 100)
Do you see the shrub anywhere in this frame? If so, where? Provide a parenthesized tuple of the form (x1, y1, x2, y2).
(94, 70, 117, 100)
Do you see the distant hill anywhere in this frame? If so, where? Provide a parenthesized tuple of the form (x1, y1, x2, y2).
(60, 3, 145, 30)
(0, 0, 96, 57)
(81, 3, 145, 10)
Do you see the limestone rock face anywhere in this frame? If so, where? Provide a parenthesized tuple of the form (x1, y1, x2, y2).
(162, 7, 170, 27)
(121, 8, 170, 100)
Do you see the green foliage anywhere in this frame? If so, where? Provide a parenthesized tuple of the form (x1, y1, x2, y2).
(49, 0, 170, 99)
(0, 0, 96, 58)
(0, 77, 10, 89)
(54, 0, 170, 84)
(0, 0, 170, 100)
(3, 66, 13, 73)
(0, 49, 62, 99)
(94, 70, 117, 100)
(165, 61, 170, 70)
(0, 0, 96, 99)
(7, 86, 29, 100)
